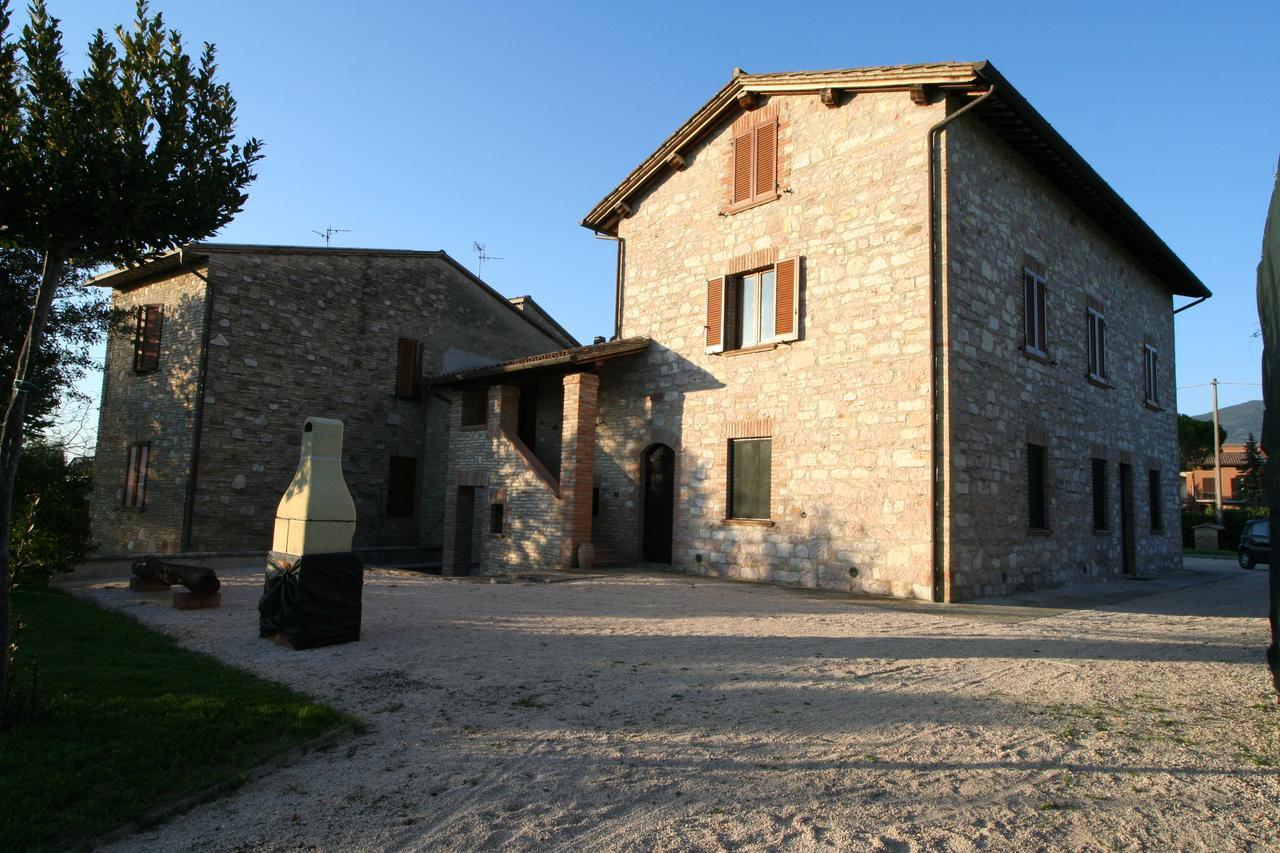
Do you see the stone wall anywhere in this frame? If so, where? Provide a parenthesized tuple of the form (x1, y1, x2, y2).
(90, 268, 208, 554)
(941, 116, 1183, 598)
(597, 90, 945, 598)
(91, 248, 565, 557)
(441, 385, 563, 574)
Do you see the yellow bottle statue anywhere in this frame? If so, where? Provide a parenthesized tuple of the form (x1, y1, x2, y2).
(272, 417, 356, 556)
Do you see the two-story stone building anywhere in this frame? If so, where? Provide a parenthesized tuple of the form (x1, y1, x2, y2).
(436, 61, 1210, 601)
(90, 244, 574, 559)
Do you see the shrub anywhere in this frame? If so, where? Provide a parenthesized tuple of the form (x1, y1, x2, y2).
(8, 442, 94, 588)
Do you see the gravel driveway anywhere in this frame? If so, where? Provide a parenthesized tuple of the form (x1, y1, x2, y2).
(76, 558, 1279, 851)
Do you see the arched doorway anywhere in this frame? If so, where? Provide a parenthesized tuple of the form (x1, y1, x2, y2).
(642, 444, 675, 563)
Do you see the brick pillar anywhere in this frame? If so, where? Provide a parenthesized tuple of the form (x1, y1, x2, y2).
(440, 390, 464, 575)
(559, 372, 598, 568)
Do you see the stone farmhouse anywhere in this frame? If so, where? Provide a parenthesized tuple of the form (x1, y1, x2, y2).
(89, 244, 575, 560)
(435, 61, 1210, 601)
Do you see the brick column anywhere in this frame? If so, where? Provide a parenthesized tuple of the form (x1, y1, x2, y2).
(440, 390, 463, 575)
(559, 372, 598, 568)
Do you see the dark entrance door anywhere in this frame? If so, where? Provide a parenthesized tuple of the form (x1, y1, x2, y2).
(642, 444, 675, 563)
(1119, 463, 1135, 574)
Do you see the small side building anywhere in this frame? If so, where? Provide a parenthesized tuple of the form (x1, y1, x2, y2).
(89, 243, 575, 560)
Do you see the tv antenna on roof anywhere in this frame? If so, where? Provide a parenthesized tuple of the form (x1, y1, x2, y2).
(473, 242, 504, 278)
(313, 226, 351, 247)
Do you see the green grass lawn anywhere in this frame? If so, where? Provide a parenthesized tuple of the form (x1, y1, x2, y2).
(1183, 548, 1240, 559)
(0, 589, 356, 852)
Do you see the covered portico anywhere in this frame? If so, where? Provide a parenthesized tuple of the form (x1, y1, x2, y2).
(431, 338, 650, 575)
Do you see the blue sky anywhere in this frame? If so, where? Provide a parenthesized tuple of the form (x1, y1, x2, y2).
(43, 0, 1280, 447)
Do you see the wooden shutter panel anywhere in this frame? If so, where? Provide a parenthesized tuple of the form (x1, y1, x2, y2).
(136, 443, 149, 509)
(732, 131, 753, 205)
(123, 444, 138, 506)
(705, 277, 726, 354)
(754, 120, 776, 201)
(774, 257, 799, 341)
(395, 338, 421, 398)
(134, 305, 163, 372)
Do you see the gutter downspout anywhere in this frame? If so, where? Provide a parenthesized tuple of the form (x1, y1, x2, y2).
(1173, 295, 1208, 315)
(594, 231, 626, 340)
(927, 84, 998, 603)
(178, 248, 212, 553)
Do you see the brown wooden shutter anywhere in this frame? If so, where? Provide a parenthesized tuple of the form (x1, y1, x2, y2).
(136, 443, 149, 508)
(774, 257, 799, 341)
(133, 305, 164, 373)
(732, 131, 753, 205)
(754, 120, 776, 201)
(395, 338, 421, 398)
(705, 277, 725, 353)
(123, 444, 138, 506)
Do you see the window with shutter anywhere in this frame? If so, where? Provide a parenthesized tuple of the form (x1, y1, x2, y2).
(395, 338, 422, 399)
(709, 257, 800, 353)
(1023, 271, 1046, 357)
(122, 442, 150, 509)
(386, 456, 417, 516)
(133, 305, 164, 373)
(1142, 344, 1159, 406)
(728, 116, 779, 210)
(1086, 302, 1106, 382)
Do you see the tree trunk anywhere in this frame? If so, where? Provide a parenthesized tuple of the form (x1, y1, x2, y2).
(0, 248, 65, 721)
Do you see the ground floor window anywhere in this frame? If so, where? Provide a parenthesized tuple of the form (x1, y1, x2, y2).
(1027, 443, 1048, 530)
(728, 437, 772, 520)
(386, 456, 417, 516)
(122, 442, 150, 509)
(1148, 469, 1163, 532)
(1091, 457, 1108, 531)
(489, 502, 505, 536)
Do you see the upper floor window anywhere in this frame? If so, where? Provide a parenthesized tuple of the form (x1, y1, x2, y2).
(460, 389, 487, 427)
(730, 113, 777, 209)
(1143, 343, 1160, 406)
(133, 304, 164, 373)
(705, 258, 799, 354)
(395, 338, 422, 399)
(1086, 301, 1106, 382)
(1023, 270, 1046, 357)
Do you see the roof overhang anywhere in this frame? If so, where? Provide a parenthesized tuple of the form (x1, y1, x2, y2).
(581, 60, 1210, 299)
(429, 337, 651, 387)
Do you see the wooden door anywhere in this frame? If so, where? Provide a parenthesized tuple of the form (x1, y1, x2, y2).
(642, 444, 675, 563)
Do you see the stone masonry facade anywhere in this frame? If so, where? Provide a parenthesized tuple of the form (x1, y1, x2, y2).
(941, 118, 1182, 598)
(596, 90, 941, 599)
(441, 66, 1199, 601)
(91, 247, 569, 558)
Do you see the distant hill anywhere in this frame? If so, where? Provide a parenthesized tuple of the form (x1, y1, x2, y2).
(1192, 399, 1264, 444)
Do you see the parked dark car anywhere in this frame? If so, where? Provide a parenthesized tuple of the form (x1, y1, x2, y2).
(1239, 518, 1270, 569)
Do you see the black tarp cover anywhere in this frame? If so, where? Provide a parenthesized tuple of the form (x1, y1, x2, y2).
(258, 551, 364, 650)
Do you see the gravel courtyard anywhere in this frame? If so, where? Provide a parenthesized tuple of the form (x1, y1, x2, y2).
(77, 558, 1279, 851)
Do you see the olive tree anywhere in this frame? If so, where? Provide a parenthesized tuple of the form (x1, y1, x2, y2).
(0, 0, 261, 716)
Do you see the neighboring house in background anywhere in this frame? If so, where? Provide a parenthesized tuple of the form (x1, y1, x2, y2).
(436, 60, 1209, 600)
(1183, 443, 1267, 506)
(89, 244, 575, 559)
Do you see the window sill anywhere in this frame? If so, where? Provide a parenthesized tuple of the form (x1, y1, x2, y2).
(722, 518, 775, 527)
(721, 342, 780, 358)
(1086, 374, 1111, 389)
(722, 193, 780, 216)
(1092, 528, 1110, 536)
(1143, 400, 1163, 412)
(458, 424, 486, 432)
(1028, 527, 1052, 537)
(1022, 348, 1052, 365)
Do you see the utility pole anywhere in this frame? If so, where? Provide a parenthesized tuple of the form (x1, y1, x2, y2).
(1212, 377, 1223, 525)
